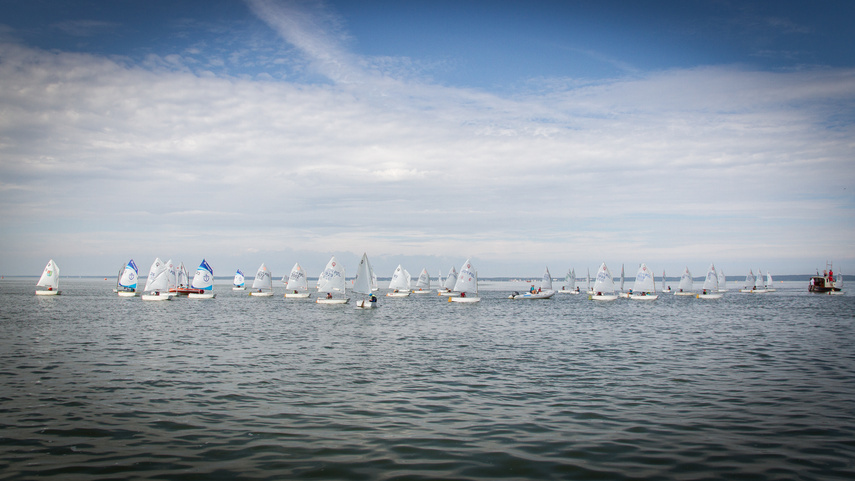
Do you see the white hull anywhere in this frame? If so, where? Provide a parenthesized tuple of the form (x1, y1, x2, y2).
(718, 289, 729, 293)
(35, 290, 61, 296)
(232, 286, 246, 291)
(250, 291, 274, 297)
(661, 289, 672, 293)
(591, 294, 618, 301)
(284, 292, 311, 298)
(630, 294, 658, 300)
(438, 291, 459, 297)
(317, 298, 349, 304)
(355, 299, 377, 308)
(674, 291, 695, 296)
(698, 293, 723, 299)
(765, 288, 777, 292)
(827, 290, 845, 296)
(386, 291, 410, 298)
(117, 291, 137, 297)
(141, 292, 171, 301)
(740, 289, 767, 293)
(618, 292, 631, 298)
(188, 292, 216, 299)
(450, 296, 480, 303)
(509, 290, 555, 299)
(558, 289, 580, 294)
(411, 290, 432, 294)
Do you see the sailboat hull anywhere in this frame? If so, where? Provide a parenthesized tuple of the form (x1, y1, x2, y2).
(117, 291, 137, 297)
(250, 291, 273, 297)
(188, 292, 216, 299)
(284, 292, 311, 298)
(590, 294, 618, 301)
(698, 293, 723, 299)
(317, 298, 349, 304)
(558, 289, 580, 294)
(674, 291, 695, 296)
(450, 296, 480, 303)
(386, 291, 410, 297)
(509, 290, 555, 299)
(35, 290, 61, 296)
(355, 300, 376, 308)
(438, 290, 459, 296)
(232, 286, 246, 291)
(411, 290, 432, 294)
(630, 294, 658, 300)
(141, 292, 171, 301)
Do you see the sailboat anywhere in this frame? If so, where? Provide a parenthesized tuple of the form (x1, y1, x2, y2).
(717, 269, 728, 293)
(188, 259, 216, 299)
(586, 268, 593, 295)
(754, 269, 768, 293)
(438, 266, 458, 295)
(141, 258, 171, 301)
(284, 263, 311, 298)
(698, 263, 723, 299)
(510, 267, 556, 299)
(450, 258, 480, 303)
(740, 269, 757, 293)
(249, 263, 274, 296)
(232, 269, 246, 290)
(630, 263, 658, 300)
(618, 264, 630, 298)
(661, 270, 672, 293)
(387, 265, 411, 297)
(559, 268, 579, 294)
(116, 259, 138, 297)
(830, 269, 845, 295)
(674, 267, 695, 296)
(354, 253, 378, 308)
(368, 257, 378, 291)
(35, 259, 61, 295)
(316, 256, 348, 304)
(765, 271, 776, 292)
(412, 268, 432, 294)
(590, 262, 618, 301)
(164, 259, 179, 297)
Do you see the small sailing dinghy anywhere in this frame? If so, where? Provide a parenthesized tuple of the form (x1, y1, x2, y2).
(510, 267, 556, 299)
(717, 269, 728, 293)
(438, 266, 458, 295)
(164, 259, 179, 297)
(387, 265, 411, 297)
(250, 263, 274, 296)
(661, 270, 671, 293)
(232, 269, 246, 290)
(630, 263, 658, 300)
(188, 259, 216, 299)
(590, 263, 618, 301)
(830, 270, 845, 295)
(450, 258, 480, 303)
(116, 259, 138, 297)
(740, 269, 756, 293)
(412, 268, 432, 294)
(765, 271, 776, 292)
(35, 259, 61, 295)
(698, 263, 723, 299)
(141, 258, 171, 301)
(674, 267, 695, 296)
(558, 268, 579, 294)
(316, 256, 348, 304)
(354, 253, 378, 308)
(284, 263, 311, 298)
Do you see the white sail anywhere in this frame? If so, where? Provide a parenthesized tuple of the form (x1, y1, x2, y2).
(755, 269, 765, 289)
(702, 263, 719, 292)
(36, 259, 60, 289)
(766, 271, 773, 286)
(717, 269, 727, 291)
(541, 267, 553, 291)
(353, 253, 373, 295)
(144, 258, 168, 292)
(437, 270, 443, 287)
(165, 259, 177, 291)
(662, 270, 668, 291)
(367, 257, 378, 291)
(586, 268, 592, 292)
(564, 268, 576, 290)
(177, 262, 189, 288)
(415, 268, 431, 290)
(744, 269, 756, 289)
(634, 263, 656, 293)
(389, 265, 409, 291)
(285, 263, 308, 292)
(678, 267, 693, 292)
(118, 259, 138, 290)
(233, 269, 245, 287)
(620, 264, 625, 291)
(835, 270, 844, 289)
(252, 263, 273, 291)
(592, 262, 615, 294)
(191, 259, 214, 291)
(318, 256, 346, 293)
(444, 267, 457, 290)
(453, 258, 478, 293)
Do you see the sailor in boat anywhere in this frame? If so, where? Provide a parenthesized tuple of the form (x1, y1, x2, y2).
(293, 290, 299, 294)
(369, 294, 377, 304)
(326, 292, 332, 299)
(460, 292, 466, 298)
(530, 285, 536, 293)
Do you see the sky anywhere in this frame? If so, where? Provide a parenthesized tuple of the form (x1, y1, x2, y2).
(1, 0, 854, 278)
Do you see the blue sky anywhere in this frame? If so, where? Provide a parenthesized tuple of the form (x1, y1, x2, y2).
(1, 0, 853, 278)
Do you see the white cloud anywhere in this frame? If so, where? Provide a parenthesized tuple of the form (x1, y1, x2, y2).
(0, 2, 853, 276)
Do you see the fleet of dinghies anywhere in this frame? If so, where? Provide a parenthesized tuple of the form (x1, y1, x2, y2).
(32, 256, 822, 300)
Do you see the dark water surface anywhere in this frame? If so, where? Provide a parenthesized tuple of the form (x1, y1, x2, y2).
(1, 279, 853, 480)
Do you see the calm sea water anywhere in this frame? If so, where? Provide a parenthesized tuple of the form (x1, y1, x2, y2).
(1, 278, 853, 480)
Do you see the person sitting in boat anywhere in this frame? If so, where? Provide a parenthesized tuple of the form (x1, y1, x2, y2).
(369, 294, 377, 303)
(326, 292, 332, 299)
(574, 287, 580, 293)
(530, 285, 536, 293)
(460, 292, 466, 298)
(293, 290, 298, 294)
(703, 289, 708, 295)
